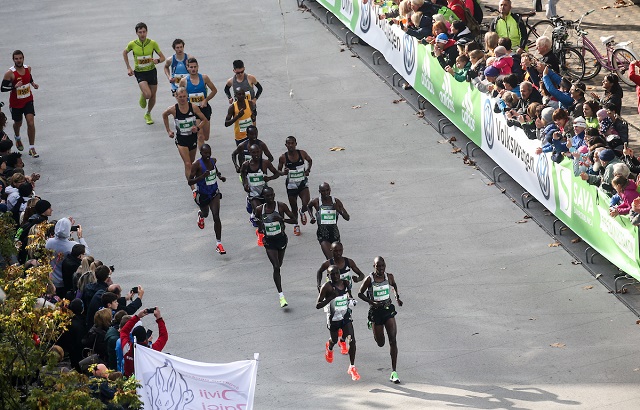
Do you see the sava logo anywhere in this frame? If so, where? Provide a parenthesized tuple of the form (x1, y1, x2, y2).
(536, 153, 551, 200)
(403, 34, 415, 75)
(483, 99, 494, 149)
(340, 0, 353, 19)
(462, 90, 475, 131)
(420, 52, 434, 94)
(438, 73, 454, 112)
(360, 0, 371, 33)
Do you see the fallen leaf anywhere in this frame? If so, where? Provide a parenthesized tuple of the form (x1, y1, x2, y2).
(500, 188, 506, 193)
(549, 242, 561, 247)
(471, 332, 479, 336)
(449, 136, 457, 142)
(516, 220, 528, 224)
(635, 319, 640, 325)
(634, 368, 640, 372)
(523, 215, 531, 219)
(571, 238, 581, 243)
(529, 317, 536, 320)
(550, 343, 566, 348)
(510, 198, 515, 202)
(392, 98, 406, 104)
(595, 274, 603, 279)
(571, 260, 582, 265)
(351, 105, 362, 109)
(437, 139, 449, 144)
(487, 181, 495, 186)
(560, 226, 567, 232)
(416, 110, 424, 118)
(329, 146, 345, 151)
(451, 147, 462, 154)
(583, 285, 593, 290)
(390, 181, 395, 185)
(601, 5, 611, 8)
(351, 54, 360, 58)
(340, 48, 345, 52)
(463, 155, 476, 166)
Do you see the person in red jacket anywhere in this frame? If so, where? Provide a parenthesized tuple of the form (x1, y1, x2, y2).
(120, 307, 168, 377)
(447, 0, 466, 23)
(628, 60, 640, 115)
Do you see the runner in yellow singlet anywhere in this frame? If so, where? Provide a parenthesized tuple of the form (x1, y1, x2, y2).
(224, 87, 255, 145)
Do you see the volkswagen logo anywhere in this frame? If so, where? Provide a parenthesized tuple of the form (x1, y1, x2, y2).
(403, 34, 415, 75)
(360, 1, 371, 33)
(483, 99, 494, 149)
(536, 154, 551, 200)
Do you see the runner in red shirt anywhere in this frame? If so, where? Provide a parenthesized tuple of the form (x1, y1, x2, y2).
(1, 50, 40, 157)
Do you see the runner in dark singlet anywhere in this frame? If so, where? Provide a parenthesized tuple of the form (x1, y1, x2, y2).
(231, 125, 274, 173)
(278, 136, 313, 237)
(253, 187, 296, 308)
(179, 58, 217, 151)
(187, 144, 227, 255)
(316, 265, 361, 381)
(308, 183, 350, 259)
(358, 256, 403, 384)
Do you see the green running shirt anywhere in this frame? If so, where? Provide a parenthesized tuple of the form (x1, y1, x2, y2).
(126, 39, 161, 72)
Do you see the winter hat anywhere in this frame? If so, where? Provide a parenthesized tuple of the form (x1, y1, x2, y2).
(484, 66, 500, 77)
(34, 199, 51, 215)
(573, 116, 587, 128)
(541, 107, 555, 124)
(600, 117, 613, 134)
(436, 33, 449, 43)
(578, 145, 589, 154)
(494, 46, 507, 57)
(599, 149, 615, 162)
(596, 108, 608, 121)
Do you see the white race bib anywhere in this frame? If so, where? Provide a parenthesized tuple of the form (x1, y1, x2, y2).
(239, 118, 252, 133)
(320, 209, 337, 225)
(264, 221, 282, 236)
(137, 55, 153, 68)
(189, 92, 205, 103)
(16, 84, 31, 99)
(205, 172, 217, 185)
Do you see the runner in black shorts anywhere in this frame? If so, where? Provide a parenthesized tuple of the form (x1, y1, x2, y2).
(162, 87, 208, 189)
(278, 136, 312, 237)
(308, 182, 350, 259)
(178, 58, 217, 151)
(358, 256, 403, 384)
(254, 187, 296, 308)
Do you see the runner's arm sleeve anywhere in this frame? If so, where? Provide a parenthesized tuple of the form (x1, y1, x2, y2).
(1, 79, 13, 92)
(29, 75, 34, 84)
(224, 84, 232, 99)
(255, 82, 263, 99)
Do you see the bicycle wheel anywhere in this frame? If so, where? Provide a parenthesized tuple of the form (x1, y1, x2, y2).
(580, 47, 601, 80)
(612, 48, 638, 87)
(526, 20, 554, 50)
(559, 47, 585, 81)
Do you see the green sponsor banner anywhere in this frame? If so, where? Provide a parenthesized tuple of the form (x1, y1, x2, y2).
(317, 0, 359, 32)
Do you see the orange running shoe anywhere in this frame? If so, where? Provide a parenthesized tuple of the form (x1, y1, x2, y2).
(347, 365, 360, 381)
(216, 243, 226, 255)
(293, 225, 301, 236)
(197, 212, 205, 229)
(256, 229, 264, 247)
(325, 341, 334, 363)
(338, 329, 343, 339)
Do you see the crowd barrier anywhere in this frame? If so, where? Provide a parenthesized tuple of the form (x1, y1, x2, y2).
(317, 0, 640, 279)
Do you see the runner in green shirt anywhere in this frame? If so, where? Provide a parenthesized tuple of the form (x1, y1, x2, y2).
(122, 22, 166, 125)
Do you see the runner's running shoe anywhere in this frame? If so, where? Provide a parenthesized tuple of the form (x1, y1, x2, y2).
(389, 371, 400, 383)
(15, 138, 23, 151)
(197, 212, 205, 229)
(293, 225, 301, 236)
(256, 229, 264, 247)
(216, 243, 226, 255)
(348, 365, 360, 381)
(28, 148, 39, 158)
(299, 209, 307, 225)
(325, 341, 334, 363)
(279, 295, 288, 308)
(139, 93, 147, 109)
(338, 329, 343, 339)
(340, 335, 351, 355)
(144, 113, 154, 124)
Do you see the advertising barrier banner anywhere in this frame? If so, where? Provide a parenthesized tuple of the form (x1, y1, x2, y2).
(318, 1, 640, 279)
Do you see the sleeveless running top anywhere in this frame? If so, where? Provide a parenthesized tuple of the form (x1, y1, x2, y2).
(328, 281, 349, 321)
(367, 273, 391, 306)
(170, 54, 189, 91)
(246, 159, 266, 198)
(195, 158, 218, 196)
(284, 150, 307, 190)
(261, 205, 285, 237)
(242, 139, 264, 163)
(126, 39, 161, 72)
(174, 103, 197, 137)
(186, 74, 207, 105)
(232, 74, 255, 100)
(233, 97, 254, 141)
(329, 257, 352, 284)
(317, 197, 338, 225)
(9, 66, 33, 108)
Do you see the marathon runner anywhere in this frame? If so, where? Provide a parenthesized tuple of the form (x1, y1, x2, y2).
(316, 265, 361, 381)
(307, 183, 350, 259)
(277, 136, 313, 236)
(187, 144, 227, 255)
(358, 256, 403, 384)
(224, 60, 263, 120)
(122, 22, 166, 125)
(162, 87, 208, 187)
(224, 87, 255, 145)
(1, 50, 39, 157)
(253, 187, 296, 308)
(231, 125, 274, 173)
(178, 58, 217, 150)
(239, 144, 281, 245)
(163, 39, 190, 96)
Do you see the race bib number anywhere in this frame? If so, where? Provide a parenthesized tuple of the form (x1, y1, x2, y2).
(173, 73, 187, 80)
(248, 173, 264, 187)
(288, 168, 305, 183)
(189, 92, 205, 103)
(264, 221, 282, 236)
(16, 84, 31, 99)
(205, 171, 217, 185)
(340, 271, 351, 283)
(239, 118, 252, 133)
(137, 55, 153, 68)
(175, 116, 196, 135)
(373, 285, 390, 301)
(320, 209, 337, 224)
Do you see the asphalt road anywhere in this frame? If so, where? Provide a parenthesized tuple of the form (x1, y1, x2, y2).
(3, 1, 640, 408)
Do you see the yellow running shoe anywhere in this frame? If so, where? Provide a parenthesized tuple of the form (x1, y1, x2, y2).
(139, 93, 147, 109)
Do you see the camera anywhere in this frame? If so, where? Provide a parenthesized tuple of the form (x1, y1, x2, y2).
(70, 225, 79, 232)
(146, 307, 156, 314)
(109, 265, 115, 272)
(131, 287, 138, 294)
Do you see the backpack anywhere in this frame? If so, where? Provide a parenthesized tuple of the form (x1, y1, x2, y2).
(462, 5, 481, 38)
(471, 0, 483, 24)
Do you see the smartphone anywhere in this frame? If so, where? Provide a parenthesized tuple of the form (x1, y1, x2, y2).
(146, 307, 156, 314)
(70, 225, 79, 232)
(131, 287, 138, 294)
(146, 329, 153, 339)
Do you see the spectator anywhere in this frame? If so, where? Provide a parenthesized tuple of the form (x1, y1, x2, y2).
(492, 46, 513, 75)
(516, 81, 542, 113)
(4, 172, 25, 200)
(121, 307, 168, 377)
(539, 82, 559, 110)
(59, 298, 87, 372)
(628, 60, 640, 115)
(8, 181, 33, 224)
(484, 31, 499, 57)
(473, 65, 499, 93)
(424, 20, 448, 44)
(83, 308, 112, 363)
(535, 36, 560, 73)
(76, 270, 96, 300)
(538, 106, 559, 142)
(610, 175, 639, 217)
(104, 311, 128, 370)
(590, 74, 623, 116)
(583, 100, 600, 130)
(110, 284, 144, 315)
(46, 218, 90, 298)
(603, 102, 629, 144)
(406, 12, 430, 39)
(542, 67, 573, 110)
(502, 73, 520, 97)
(4, 152, 23, 177)
(581, 148, 621, 196)
(447, 0, 466, 22)
(445, 54, 471, 82)
(489, 0, 527, 53)
(16, 199, 52, 264)
(451, 20, 474, 43)
(409, 0, 442, 35)
(597, 108, 619, 148)
(466, 49, 486, 82)
(546, 0, 560, 19)
(61, 244, 85, 300)
(552, 107, 573, 137)
(87, 289, 118, 328)
(82, 265, 111, 316)
(498, 37, 524, 81)
(568, 82, 586, 118)
(433, 33, 458, 68)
